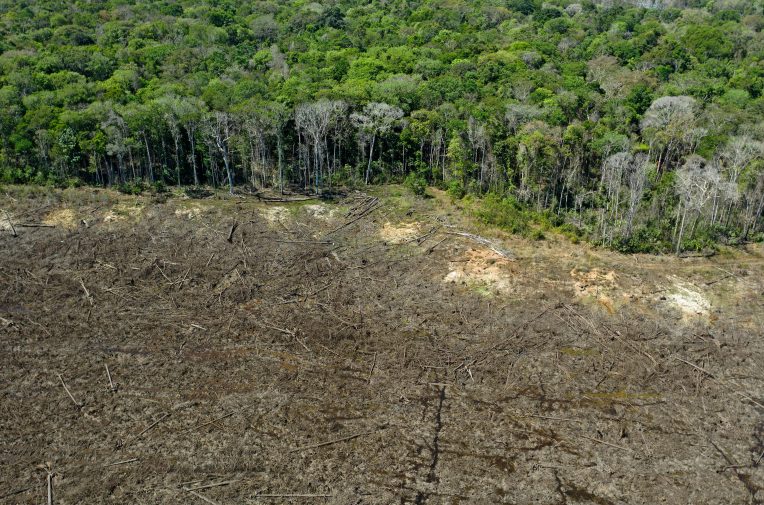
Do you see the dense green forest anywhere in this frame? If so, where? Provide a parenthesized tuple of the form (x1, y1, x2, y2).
(1, 0, 763, 252)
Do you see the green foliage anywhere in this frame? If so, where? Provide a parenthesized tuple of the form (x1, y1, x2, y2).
(624, 83, 654, 118)
(681, 25, 733, 62)
(613, 226, 671, 254)
(117, 181, 145, 195)
(152, 180, 168, 194)
(473, 194, 530, 235)
(184, 187, 214, 199)
(0, 0, 760, 254)
(446, 180, 466, 200)
(404, 171, 427, 196)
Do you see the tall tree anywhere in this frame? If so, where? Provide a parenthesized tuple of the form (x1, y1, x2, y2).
(351, 102, 403, 184)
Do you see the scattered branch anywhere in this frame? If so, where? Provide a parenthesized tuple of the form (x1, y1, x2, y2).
(132, 412, 170, 441)
(79, 279, 94, 306)
(105, 458, 139, 467)
(58, 374, 82, 408)
(444, 231, 514, 259)
(251, 493, 333, 499)
(46, 469, 54, 505)
(180, 412, 234, 434)
(105, 364, 117, 392)
(186, 480, 238, 491)
(18, 223, 55, 228)
(227, 220, 239, 243)
(183, 488, 221, 505)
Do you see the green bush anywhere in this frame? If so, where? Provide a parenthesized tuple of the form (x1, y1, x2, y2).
(612, 226, 671, 253)
(52, 176, 82, 189)
(66, 177, 83, 188)
(446, 180, 465, 199)
(680, 227, 718, 253)
(404, 172, 427, 196)
(473, 194, 530, 235)
(1, 166, 34, 184)
(117, 181, 145, 195)
(556, 222, 583, 242)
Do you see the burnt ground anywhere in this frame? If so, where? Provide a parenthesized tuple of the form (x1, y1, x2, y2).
(1, 185, 763, 504)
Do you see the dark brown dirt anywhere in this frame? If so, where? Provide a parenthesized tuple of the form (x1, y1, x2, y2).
(1, 185, 763, 504)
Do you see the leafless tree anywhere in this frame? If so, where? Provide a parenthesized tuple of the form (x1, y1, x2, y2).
(176, 97, 205, 187)
(674, 155, 719, 253)
(721, 136, 764, 184)
(467, 117, 491, 189)
(599, 151, 631, 244)
(156, 96, 184, 186)
(511, 80, 534, 102)
(101, 108, 130, 183)
(350, 102, 403, 184)
(505, 103, 542, 134)
(296, 99, 346, 190)
(206, 111, 237, 194)
(641, 96, 700, 173)
(624, 153, 649, 239)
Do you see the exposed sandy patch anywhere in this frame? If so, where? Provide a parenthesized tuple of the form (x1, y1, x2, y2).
(444, 247, 514, 294)
(174, 206, 202, 220)
(303, 204, 336, 221)
(380, 221, 420, 244)
(103, 211, 119, 223)
(43, 208, 78, 229)
(259, 206, 289, 227)
(570, 268, 619, 313)
(662, 277, 710, 318)
(103, 202, 143, 224)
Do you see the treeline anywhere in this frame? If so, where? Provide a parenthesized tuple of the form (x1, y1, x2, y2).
(0, 0, 763, 252)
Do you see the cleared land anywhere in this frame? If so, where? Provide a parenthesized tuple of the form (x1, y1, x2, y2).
(1, 186, 763, 504)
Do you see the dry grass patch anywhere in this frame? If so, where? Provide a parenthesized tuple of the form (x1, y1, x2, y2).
(380, 221, 421, 244)
(43, 208, 78, 229)
(258, 206, 289, 227)
(444, 247, 514, 294)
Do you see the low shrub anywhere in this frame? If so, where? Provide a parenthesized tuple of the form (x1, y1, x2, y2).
(117, 181, 145, 195)
(404, 172, 427, 196)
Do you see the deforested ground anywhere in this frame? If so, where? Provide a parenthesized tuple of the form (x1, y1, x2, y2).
(1, 185, 763, 504)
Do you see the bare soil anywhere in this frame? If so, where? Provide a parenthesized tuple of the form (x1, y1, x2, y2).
(1, 185, 763, 504)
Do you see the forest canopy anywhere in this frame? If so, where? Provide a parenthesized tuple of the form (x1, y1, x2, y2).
(1, 0, 763, 252)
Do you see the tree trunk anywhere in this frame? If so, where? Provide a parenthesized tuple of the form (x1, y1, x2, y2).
(365, 133, 376, 185)
(173, 135, 181, 187)
(676, 206, 689, 254)
(143, 133, 154, 183)
(188, 127, 199, 186)
(222, 143, 234, 194)
(277, 134, 284, 195)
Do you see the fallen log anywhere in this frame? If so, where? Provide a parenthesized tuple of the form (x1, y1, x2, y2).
(445, 231, 515, 260)
(18, 223, 55, 228)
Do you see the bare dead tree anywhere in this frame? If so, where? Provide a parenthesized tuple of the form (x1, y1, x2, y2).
(599, 151, 631, 244)
(674, 155, 718, 253)
(641, 96, 699, 174)
(206, 111, 237, 194)
(296, 100, 346, 191)
(351, 102, 403, 185)
(624, 153, 649, 239)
